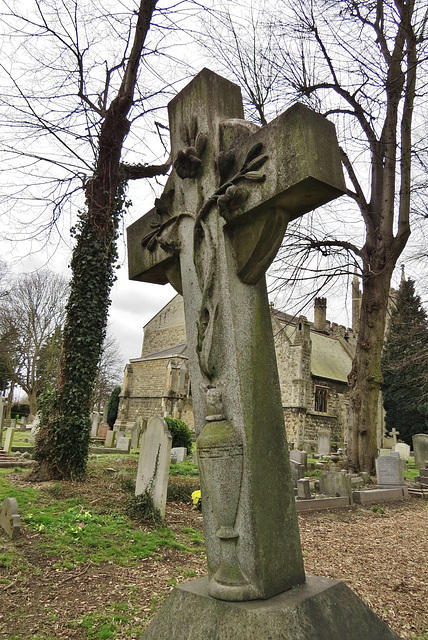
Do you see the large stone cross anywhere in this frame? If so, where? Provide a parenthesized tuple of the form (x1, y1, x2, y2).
(128, 69, 345, 602)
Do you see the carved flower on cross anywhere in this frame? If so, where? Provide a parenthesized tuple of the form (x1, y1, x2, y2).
(218, 185, 249, 222)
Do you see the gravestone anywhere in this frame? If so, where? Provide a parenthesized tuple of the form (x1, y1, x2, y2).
(0, 497, 20, 540)
(290, 449, 307, 469)
(289, 459, 305, 487)
(171, 447, 187, 463)
(317, 429, 331, 456)
(116, 436, 131, 453)
(128, 69, 399, 639)
(0, 397, 6, 445)
(390, 427, 399, 446)
(319, 471, 351, 498)
(91, 412, 102, 437)
(131, 422, 142, 449)
(19, 417, 26, 432)
(296, 478, 311, 500)
(97, 423, 109, 439)
(3, 427, 14, 454)
(376, 456, 406, 487)
(412, 434, 428, 469)
(135, 416, 172, 518)
(393, 442, 410, 461)
(28, 413, 40, 444)
(105, 430, 116, 448)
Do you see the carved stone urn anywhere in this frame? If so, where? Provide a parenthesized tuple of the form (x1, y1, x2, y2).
(197, 386, 258, 601)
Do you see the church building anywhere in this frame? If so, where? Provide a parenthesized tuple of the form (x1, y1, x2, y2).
(116, 279, 366, 452)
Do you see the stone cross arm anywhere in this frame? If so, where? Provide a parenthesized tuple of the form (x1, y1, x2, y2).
(127, 68, 345, 290)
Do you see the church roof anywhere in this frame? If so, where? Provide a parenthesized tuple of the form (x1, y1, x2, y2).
(310, 332, 353, 383)
(131, 343, 188, 362)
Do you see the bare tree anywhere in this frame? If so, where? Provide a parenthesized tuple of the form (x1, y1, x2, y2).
(200, 0, 428, 472)
(0, 0, 203, 479)
(91, 332, 124, 413)
(0, 270, 68, 414)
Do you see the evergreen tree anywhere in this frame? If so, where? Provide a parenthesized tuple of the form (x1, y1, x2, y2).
(382, 278, 428, 446)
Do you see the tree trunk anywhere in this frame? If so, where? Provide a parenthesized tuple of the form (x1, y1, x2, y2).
(347, 258, 394, 473)
(32, 0, 159, 481)
(28, 388, 38, 416)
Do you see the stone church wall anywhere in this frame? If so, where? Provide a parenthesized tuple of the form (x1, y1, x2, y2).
(142, 295, 186, 356)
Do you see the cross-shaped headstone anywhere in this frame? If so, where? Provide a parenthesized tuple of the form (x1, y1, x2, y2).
(128, 69, 345, 602)
(390, 428, 400, 445)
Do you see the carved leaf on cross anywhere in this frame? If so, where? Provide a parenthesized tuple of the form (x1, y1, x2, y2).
(174, 117, 207, 179)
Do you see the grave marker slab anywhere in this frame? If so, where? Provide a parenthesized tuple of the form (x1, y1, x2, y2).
(116, 436, 131, 453)
(0, 497, 20, 539)
(3, 427, 14, 454)
(393, 442, 410, 461)
(171, 447, 187, 463)
(317, 429, 331, 456)
(290, 449, 307, 469)
(135, 416, 172, 518)
(412, 433, 428, 469)
(105, 430, 116, 448)
(376, 456, 405, 487)
(319, 471, 351, 498)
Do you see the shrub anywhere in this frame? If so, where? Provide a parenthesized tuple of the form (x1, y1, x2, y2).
(126, 491, 163, 526)
(164, 418, 193, 454)
(106, 386, 121, 429)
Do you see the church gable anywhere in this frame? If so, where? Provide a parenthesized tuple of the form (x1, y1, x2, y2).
(141, 294, 186, 357)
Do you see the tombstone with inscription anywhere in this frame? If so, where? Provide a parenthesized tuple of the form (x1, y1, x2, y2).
(412, 433, 428, 470)
(393, 442, 410, 461)
(376, 455, 406, 487)
(129, 69, 400, 640)
(317, 428, 331, 456)
(135, 416, 172, 518)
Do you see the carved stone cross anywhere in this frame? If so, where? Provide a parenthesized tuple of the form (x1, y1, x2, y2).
(128, 69, 345, 602)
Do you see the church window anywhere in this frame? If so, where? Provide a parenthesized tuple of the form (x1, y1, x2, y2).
(314, 386, 328, 413)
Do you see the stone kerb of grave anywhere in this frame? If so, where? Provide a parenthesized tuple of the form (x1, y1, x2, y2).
(135, 416, 172, 519)
(129, 69, 400, 640)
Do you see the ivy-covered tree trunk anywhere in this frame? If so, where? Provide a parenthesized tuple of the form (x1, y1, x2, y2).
(33, 0, 160, 480)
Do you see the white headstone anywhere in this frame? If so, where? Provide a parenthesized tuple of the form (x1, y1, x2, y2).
(171, 447, 187, 463)
(290, 449, 308, 469)
(376, 456, 405, 487)
(318, 429, 331, 456)
(116, 436, 131, 453)
(91, 412, 101, 437)
(104, 430, 116, 448)
(4, 427, 14, 454)
(135, 416, 172, 518)
(393, 442, 410, 461)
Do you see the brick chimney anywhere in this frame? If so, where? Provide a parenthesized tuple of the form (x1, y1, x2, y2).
(314, 297, 327, 332)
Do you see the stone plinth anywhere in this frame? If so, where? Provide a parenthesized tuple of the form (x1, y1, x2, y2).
(141, 576, 400, 640)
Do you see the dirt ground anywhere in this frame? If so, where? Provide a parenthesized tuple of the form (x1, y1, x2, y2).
(0, 465, 427, 640)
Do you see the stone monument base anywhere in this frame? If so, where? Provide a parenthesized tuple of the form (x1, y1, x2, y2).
(141, 575, 400, 639)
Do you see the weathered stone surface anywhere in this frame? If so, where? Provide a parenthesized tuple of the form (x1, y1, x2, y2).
(393, 442, 410, 461)
(295, 496, 350, 512)
(170, 447, 186, 463)
(141, 576, 400, 640)
(128, 68, 346, 603)
(289, 459, 305, 487)
(3, 427, 14, 454)
(97, 423, 109, 439)
(319, 471, 351, 498)
(353, 487, 408, 505)
(0, 497, 20, 540)
(317, 429, 330, 456)
(413, 434, 428, 469)
(376, 456, 405, 487)
(135, 416, 172, 518)
(290, 449, 307, 469)
(104, 430, 116, 448)
(116, 436, 131, 453)
(296, 478, 311, 500)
